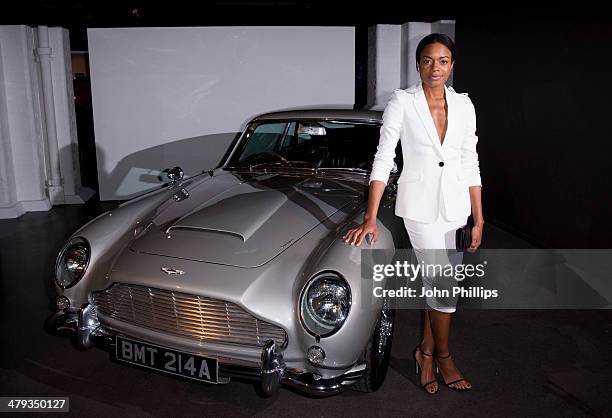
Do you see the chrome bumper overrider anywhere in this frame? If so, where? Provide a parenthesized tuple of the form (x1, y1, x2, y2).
(47, 304, 365, 397)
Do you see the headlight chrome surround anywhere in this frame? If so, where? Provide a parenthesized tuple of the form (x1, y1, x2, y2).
(299, 271, 351, 338)
(55, 237, 90, 289)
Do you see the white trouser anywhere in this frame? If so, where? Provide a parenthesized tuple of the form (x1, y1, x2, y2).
(403, 208, 468, 313)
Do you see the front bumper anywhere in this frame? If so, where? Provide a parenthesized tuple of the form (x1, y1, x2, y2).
(47, 305, 366, 397)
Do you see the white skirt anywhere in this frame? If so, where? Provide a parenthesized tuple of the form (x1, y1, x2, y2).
(403, 210, 468, 313)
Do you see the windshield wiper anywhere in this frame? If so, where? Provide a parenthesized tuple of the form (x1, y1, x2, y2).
(318, 167, 369, 174)
(248, 161, 288, 169)
(225, 161, 318, 172)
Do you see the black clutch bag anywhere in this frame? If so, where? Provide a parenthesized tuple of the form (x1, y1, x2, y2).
(455, 215, 475, 251)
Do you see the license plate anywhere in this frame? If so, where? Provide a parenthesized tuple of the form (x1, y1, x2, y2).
(114, 336, 219, 384)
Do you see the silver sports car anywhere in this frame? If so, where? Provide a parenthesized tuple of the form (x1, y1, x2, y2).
(49, 109, 410, 397)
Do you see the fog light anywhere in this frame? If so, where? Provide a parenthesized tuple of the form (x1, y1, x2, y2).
(56, 296, 70, 310)
(307, 346, 326, 364)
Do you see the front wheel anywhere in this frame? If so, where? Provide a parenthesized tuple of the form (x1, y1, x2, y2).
(352, 298, 396, 392)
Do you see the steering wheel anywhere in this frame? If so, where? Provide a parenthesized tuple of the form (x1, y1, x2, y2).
(304, 144, 329, 168)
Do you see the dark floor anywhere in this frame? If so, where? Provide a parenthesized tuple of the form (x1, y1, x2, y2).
(0, 198, 611, 417)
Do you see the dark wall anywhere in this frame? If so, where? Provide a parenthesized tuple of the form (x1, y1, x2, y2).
(453, 15, 612, 248)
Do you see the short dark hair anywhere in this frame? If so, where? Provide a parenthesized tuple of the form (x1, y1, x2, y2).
(415, 33, 455, 71)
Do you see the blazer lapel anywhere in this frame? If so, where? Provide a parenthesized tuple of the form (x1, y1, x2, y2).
(444, 85, 459, 149)
(412, 82, 452, 158)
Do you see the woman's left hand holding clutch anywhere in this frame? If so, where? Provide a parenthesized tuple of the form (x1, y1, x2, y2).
(467, 223, 483, 252)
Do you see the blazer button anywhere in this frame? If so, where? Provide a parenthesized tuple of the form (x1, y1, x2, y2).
(439, 161, 445, 167)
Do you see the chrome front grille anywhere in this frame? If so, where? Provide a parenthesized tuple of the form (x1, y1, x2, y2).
(92, 283, 287, 348)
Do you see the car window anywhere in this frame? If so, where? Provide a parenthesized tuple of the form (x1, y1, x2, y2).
(228, 119, 403, 172)
(239, 123, 287, 160)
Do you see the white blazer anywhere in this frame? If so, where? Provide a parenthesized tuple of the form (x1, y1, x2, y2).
(369, 81, 482, 223)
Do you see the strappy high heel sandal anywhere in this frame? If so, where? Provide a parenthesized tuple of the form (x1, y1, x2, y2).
(413, 345, 438, 394)
(434, 352, 472, 392)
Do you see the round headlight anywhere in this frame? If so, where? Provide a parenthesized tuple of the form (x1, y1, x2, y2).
(300, 272, 351, 337)
(55, 237, 90, 289)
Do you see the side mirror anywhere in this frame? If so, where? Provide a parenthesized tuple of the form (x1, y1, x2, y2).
(166, 166, 184, 184)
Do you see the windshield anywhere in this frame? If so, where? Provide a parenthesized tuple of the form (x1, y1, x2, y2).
(226, 120, 402, 172)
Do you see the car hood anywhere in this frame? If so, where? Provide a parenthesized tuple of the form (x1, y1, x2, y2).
(130, 170, 363, 267)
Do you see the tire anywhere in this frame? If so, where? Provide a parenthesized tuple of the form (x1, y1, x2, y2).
(352, 298, 396, 392)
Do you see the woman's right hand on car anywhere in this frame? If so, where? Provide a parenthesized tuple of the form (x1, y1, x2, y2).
(343, 219, 378, 246)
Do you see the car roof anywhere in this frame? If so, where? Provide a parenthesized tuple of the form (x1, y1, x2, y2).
(250, 109, 383, 124)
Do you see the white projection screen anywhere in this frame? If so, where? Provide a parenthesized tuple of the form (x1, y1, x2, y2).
(88, 26, 355, 200)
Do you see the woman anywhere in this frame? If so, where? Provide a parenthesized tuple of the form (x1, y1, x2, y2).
(343, 33, 484, 394)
